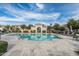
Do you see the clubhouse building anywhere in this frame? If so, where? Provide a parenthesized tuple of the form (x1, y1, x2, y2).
(19, 23, 48, 33)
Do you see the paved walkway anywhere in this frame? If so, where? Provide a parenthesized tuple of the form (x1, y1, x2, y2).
(3, 40, 79, 56)
(1, 34, 79, 56)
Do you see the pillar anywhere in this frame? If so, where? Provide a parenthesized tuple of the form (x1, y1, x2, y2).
(41, 26, 42, 34)
(36, 26, 37, 34)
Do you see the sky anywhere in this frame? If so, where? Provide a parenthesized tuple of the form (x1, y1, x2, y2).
(0, 3, 79, 25)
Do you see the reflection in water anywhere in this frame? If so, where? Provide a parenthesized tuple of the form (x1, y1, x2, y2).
(17, 34, 59, 41)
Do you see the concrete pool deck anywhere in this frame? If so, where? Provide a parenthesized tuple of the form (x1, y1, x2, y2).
(1, 34, 79, 56)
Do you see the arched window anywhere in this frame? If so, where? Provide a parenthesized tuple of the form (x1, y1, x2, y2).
(37, 27, 41, 33)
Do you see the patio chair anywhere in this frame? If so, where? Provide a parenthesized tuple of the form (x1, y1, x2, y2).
(73, 32, 79, 41)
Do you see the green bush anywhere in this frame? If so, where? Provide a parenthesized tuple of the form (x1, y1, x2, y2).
(0, 41, 8, 56)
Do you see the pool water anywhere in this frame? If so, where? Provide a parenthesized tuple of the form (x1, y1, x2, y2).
(17, 34, 59, 41)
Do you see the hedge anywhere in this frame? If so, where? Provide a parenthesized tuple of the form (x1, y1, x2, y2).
(0, 41, 8, 56)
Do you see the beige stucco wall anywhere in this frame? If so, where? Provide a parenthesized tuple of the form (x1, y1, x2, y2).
(31, 24, 47, 30)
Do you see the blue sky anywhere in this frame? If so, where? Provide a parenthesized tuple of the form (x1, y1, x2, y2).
(0, 3, 79, 25)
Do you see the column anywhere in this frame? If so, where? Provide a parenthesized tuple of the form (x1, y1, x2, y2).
(41, 26, 42, 34)
(46, 26, 47, 34)
(36, 27, 37, 34)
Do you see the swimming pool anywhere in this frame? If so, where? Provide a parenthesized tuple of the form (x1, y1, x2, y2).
(17, 34, 59, 41)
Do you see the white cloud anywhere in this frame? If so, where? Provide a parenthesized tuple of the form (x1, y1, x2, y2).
(2, 4, 61, 21)
(0, 17, 25, 22)
(19, 11, 61, 21)
(70, 9, 79, 20)
(2, 4, 21, 18)
(0, 4, 61, 25)
(0, 22, 8, 25)
(36, 3, 44, 10)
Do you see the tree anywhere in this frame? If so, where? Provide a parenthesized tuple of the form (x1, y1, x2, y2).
(53, 23, 60, 30)
(50, 23, 52, 26)
(27, 24, 33, 29)
(47, 24, 53, 33)
(5, 25, 10, 30)
(58, 26, 65, 31)
(67, 18, 78, 29)
(77, 20, 79, 29)
(20, 24, 26, 29)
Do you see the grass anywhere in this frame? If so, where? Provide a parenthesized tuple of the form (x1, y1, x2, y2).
(0, 41, 8, 56)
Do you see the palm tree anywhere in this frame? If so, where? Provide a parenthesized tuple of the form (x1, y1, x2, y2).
(47, 24, 53, 33)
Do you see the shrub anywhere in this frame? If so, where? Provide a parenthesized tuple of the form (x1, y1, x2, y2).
(0, 41, 8, 56)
